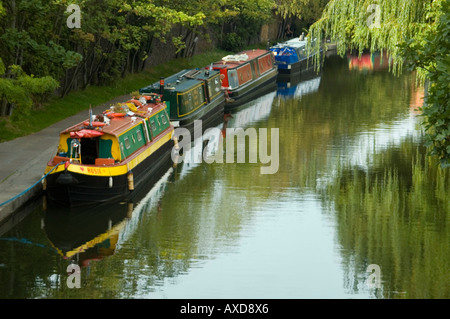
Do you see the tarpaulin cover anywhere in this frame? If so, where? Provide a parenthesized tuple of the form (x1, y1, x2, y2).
(70, 129, 104, 138)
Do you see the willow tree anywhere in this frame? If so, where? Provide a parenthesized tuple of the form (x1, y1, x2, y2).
(305, 0, 449, 167)
(276, 0, 329, 22)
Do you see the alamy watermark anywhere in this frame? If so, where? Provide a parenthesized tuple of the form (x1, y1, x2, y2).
(367, 4, 381, 29)
(66, 4, 81, 29)
(366, 264, 382, 289)
(67, 263, 81, 288)
(172, 120, 279, 175)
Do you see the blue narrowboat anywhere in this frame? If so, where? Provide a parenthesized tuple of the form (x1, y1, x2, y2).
(270, 37, 323, 81)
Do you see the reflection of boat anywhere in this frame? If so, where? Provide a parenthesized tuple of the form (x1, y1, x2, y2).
(139, 68, 225, 134)
(44, 201, 130, 264)
(211, 49, 278, 110)
(174, 124, 224, 181)
(223, 90, 276, 130)
(276, 70, 321, 99)
(44, 167, 173, 266)
(43, 95, 174, 207)
(270, 37, 323, 81)
(347, 51, 392, 72)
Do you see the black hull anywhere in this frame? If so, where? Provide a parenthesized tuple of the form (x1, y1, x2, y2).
(176, 96, 225, 138)
(277, 51, 324, 82)
(45, 140, 174, 207)
(225, 69, 278, 111)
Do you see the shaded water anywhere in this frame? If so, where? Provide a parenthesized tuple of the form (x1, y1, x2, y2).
(0, 54, 448, 299)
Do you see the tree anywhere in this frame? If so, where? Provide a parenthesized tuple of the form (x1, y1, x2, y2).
(212, 0, 276, 51)
(305, 0, 449, 167)
(0, 58, 59, 118)
(402, 2, 450, 167)
(276, 0, 329, 23)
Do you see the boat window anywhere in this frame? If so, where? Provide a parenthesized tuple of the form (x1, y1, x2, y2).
(161, 114, 167, 125)
(124, 137, 131, 149)
(252, 61, 258, 77)
(137, 130, 142, 142)
(151, 119, 156, 131)
(227, 69, 239, 89)
(187, 93, 194, 111)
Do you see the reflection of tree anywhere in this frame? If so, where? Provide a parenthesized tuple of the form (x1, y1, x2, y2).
(2, 55, 444, 298)
(323, 143, 449, 298)
(0, 201, 64, 298)
(263, 56, 417, 193)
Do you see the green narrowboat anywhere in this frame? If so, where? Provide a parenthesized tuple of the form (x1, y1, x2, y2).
(139, 68, 225, 134)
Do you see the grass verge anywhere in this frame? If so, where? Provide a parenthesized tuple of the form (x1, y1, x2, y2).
(0, 49, 230, 142)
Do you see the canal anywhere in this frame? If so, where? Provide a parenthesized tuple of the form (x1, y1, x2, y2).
(0, 53, 448, 299)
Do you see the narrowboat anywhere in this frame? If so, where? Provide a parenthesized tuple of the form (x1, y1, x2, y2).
(211, 49, 278, 110)
(270, 37, 323, 81)
(43, 94, 174, 207)
(139, 68, 225, 134)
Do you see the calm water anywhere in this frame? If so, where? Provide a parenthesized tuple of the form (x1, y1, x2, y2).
(0, 54, 448, 299)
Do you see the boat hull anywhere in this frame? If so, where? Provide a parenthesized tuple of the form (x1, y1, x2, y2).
(277, 50, 323, 82)
(174, 94, 225, 137)
(225, 68, 278, 110)
(45, 138, 174, 207)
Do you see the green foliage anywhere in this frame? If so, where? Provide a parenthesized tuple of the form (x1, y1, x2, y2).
(216, 0, 275, 50)
(276, 0, 329, 24)
(401, 1, 450, 167)
(221, 32, 244, 52)
(0, 59, 59, 119)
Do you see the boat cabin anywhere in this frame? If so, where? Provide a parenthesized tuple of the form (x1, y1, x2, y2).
(51, 98, 171, 166)
(211, 49, 275, 91)
(139, 68, 223, 121)
(270, 38, 319, 68)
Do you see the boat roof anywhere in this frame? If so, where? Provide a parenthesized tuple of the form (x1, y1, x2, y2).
(61, 102, 167, 137)
(271, 37, 308, 50)
(141, 68, 220, 93)
(212, 49, 272, 68)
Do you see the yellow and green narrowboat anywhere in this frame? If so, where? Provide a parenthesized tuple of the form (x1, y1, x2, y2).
(139, 68, 225, 134)
(43, 94, 174, 207)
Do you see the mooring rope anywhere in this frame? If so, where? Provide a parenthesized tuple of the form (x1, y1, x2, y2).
(0, 161, 64, 208)
(0, 237, 58, 254)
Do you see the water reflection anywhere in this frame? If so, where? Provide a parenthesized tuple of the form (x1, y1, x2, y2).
(347, 51, 392, 72)
(224, 90, 276, 129)
(276, 71, 321, 99)
(44, 201, 130, 264)
(0, 54, 448, 299)
(43, 169, 173, 267)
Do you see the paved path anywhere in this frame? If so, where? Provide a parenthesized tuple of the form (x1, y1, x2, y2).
(0, 94, 131, 223)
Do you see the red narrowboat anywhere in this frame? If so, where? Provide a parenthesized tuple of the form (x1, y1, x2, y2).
(211, 49, 278, 110)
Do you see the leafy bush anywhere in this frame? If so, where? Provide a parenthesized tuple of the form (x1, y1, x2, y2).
(220, 32, 244, 52)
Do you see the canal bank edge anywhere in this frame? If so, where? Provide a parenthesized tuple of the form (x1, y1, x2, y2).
(0, 95, 131, 225)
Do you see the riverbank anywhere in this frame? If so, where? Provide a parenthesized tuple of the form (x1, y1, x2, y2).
(0, 49, 229, 143)
(0, 49, 229, 224)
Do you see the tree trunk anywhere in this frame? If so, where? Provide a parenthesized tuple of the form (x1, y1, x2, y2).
(0, 98, 8, 117)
